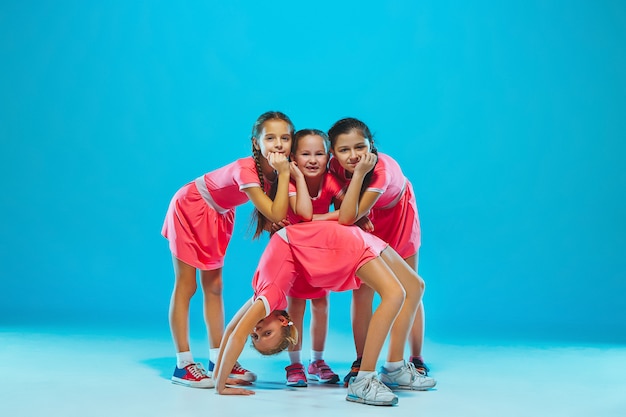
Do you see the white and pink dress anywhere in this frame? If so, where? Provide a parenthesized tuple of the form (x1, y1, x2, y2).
(252, 221, 389, 315)
(162, 157, 264, 270)
(329, 152, 421, 259)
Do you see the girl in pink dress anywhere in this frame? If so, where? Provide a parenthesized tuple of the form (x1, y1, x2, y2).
(328, 117, 435, 388)
(281, 129, 344, 386)
(213, 221, 428, 406)
(161, 111, 294, 388)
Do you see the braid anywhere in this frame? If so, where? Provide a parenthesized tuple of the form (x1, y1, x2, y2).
(253, 146, 265, 191)
(248, 111, 295, 239)
(251, 147, 268, 239)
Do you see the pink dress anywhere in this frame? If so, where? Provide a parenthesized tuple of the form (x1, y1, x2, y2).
(329, 152, 421, 258)
(285, 173, 344, 299)
(286, 173, 343, 225)
(161, 157, 262, 270)
(252, 221, 389, 315)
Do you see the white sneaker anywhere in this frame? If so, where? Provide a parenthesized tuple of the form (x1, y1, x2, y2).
(346, 372, 398, 406)
(379, 361, 437, 390)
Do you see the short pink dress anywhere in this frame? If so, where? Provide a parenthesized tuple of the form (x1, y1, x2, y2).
(161, 157, 262, 270)
(286, 173, 343, 225)
(329, 152, 421, 259)
(252, 221, 389, 315)
(286, 173, 344, 299)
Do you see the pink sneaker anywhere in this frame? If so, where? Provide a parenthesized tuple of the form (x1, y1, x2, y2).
(171, 363, 214, 388)
(308, 360, 339, 384)
(285, 363, 307, 387)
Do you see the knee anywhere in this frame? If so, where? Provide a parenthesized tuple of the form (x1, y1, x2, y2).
(311, 297, 329, 314)
(174, 279, 198, 299)
(415, 274, 425, 296)
(386, 283, 406, 312)
(201, 275, 223, 296)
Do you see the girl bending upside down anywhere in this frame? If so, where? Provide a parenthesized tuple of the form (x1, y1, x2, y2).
(213, 221, 434, 406)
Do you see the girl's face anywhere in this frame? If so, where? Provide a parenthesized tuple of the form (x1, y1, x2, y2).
(254, 119, 293, 159)
(331, 129, 372, 173)
(292, 134, 329, 179)
(250, 313, 289, 352)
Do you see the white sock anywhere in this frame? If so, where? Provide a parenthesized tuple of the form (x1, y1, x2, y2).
(176, 351, 194, 369)
(384, 360, 404, 372)
(209, 348, 220, 365)
(311, 350, 323, 362)
(355, 370, 376, 382)
(289, 350, 302, 364)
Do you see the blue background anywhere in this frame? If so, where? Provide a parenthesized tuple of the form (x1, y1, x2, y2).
(1, 1, 624, 343)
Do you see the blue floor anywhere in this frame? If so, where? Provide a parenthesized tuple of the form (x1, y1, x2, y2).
(1, 324, 624, 417)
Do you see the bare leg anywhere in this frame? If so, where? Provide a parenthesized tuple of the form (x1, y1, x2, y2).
(403, 253, 425, 357)
(379, 249, 423, 363)
(354, 257, 406, 373)
(169, 255, 198, 353)
(287, 296, 307, 353)
(200, 268, 225, 349)
(310, 295, 329, 352)
(350, 285, 374, 358)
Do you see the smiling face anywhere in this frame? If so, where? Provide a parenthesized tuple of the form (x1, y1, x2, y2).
(250, 312, 291, 354)
(330, 129, 372, 174)
(253, 119, 293, 159)
(292, 134, 329, 179)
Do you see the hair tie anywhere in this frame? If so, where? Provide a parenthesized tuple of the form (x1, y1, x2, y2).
(288, 321, 293, 326)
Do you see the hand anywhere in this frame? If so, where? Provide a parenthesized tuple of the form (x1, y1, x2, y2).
(271, 219, 290, 233)
(225, 377, 253, 386)
(354, 152, 377, 176)
(218, 386, 255, 396)
(289, 161, 304, 181)
(267, 152, 290, 174)
(355, 216, 374, 232)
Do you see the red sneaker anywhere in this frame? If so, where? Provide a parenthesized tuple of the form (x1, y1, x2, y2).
(171, 363, 214, 388)
(208, 360, 257, 382)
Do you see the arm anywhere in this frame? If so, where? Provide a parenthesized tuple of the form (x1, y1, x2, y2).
(213, 298, 253, 382)
(337, 153, 381, 225)
(244, 153, 291, 223)
(290, 162, 313, 221)
(215, 300, 267, 395)
(311, 211, 339, 221)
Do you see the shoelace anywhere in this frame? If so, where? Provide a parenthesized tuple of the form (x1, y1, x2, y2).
(232, 362, 248, 373)
(406, 361, 428, 380)
(361, 375, 391, 397)
(188, 363, 208, 379)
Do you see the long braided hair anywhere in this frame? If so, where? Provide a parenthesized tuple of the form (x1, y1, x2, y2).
(328, 117, 379, 197)
(250, 111, 295, 239)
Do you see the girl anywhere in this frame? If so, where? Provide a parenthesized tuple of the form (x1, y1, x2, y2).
(328, 117, 435, 388)
(213, 221, 429, 406)
(161, 111, 294, 388)
(282, 129, 344, 387)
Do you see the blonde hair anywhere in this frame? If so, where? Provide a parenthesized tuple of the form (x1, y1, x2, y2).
(251, 310, 298, 356)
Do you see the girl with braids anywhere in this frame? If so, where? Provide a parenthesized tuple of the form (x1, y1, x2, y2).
(161, 111, 294, 388)
(328, 117, 436, 390)
(214, 220, 425, 407)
